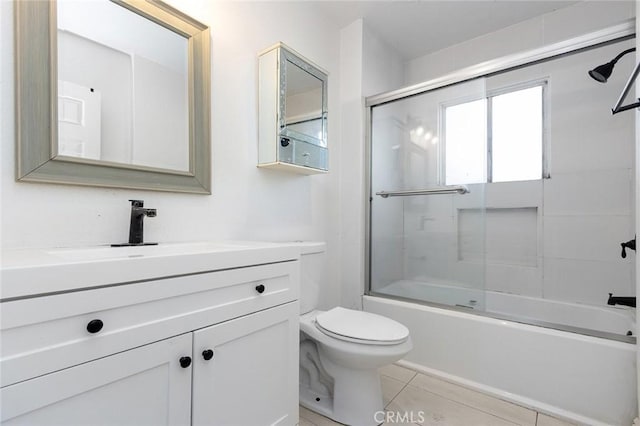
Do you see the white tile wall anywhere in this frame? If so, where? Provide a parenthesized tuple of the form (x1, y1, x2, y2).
(543, 257, 633, 303)
(543, 215, 633, 262)
(484, 180, 543, 208)
(543, 169, 633, 217)
(546, 41, 635, 172)
(486, 262, 543, 297)
(484, 208, 538, 267)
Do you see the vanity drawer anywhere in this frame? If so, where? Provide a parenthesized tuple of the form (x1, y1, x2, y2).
(1, 261, 299, 387)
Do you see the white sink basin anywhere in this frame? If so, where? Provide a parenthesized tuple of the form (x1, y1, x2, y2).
(46, 242, 253, 262)
(1, 241, 300, 300)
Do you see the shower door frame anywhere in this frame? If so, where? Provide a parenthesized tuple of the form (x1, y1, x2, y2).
(364, 20, 636, 343)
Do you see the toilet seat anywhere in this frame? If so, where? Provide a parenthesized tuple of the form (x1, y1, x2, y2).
(314, 307, 409, 345)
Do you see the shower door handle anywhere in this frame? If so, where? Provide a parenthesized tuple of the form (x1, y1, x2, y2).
(376, 186, 469, 198)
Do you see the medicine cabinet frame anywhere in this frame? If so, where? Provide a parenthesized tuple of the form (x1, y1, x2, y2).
(258, 42, 329, 174)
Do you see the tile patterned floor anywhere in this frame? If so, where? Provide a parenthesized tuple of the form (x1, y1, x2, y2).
(299, 364, 578, 426)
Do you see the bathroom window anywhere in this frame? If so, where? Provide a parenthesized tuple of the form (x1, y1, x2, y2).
(443, 82, 546, 185)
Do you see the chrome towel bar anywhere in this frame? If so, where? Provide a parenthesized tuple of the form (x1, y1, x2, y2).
(375, 186, 469, 198)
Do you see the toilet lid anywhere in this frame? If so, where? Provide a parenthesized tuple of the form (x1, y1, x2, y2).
(315, 307, 409, 345)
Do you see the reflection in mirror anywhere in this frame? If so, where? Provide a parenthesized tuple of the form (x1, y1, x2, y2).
(15, 0, 210, 193)
(56, 0, 189, 171)
(284, 60, 324, 147)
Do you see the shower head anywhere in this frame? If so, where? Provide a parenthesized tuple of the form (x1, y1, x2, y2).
(588, 47, 636, 83)
(589, 61, 615, 83)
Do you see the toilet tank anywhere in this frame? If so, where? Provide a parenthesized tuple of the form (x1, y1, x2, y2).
(297, 242, 326, 314)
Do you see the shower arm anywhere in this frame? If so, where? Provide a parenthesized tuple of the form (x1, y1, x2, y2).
(612, 60, 640, 115)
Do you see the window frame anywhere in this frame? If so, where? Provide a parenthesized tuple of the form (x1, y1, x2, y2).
(439, 79, 549, 185)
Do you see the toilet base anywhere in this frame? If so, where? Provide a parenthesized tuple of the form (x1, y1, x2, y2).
(298, 311, 412, 426)
(299, 384, 334, 420)
(300, 361, 384, 426)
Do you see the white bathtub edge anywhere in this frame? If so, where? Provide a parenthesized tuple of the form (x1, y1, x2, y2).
(395, 359, 611, 426)
(364, 295, 637, 426)
(365, 295, 634, 350)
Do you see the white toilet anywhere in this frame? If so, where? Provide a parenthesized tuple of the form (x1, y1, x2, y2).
(297, 243, 412, 426)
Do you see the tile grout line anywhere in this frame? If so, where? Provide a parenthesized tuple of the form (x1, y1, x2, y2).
(392, 373, 532, 426)
(383, 371, 418, 410)
(391, 382, 524, 426)
(305, 369, 571, 426)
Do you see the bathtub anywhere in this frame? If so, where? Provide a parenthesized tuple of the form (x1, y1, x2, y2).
(376, 279, 636, 337)
(364, 286, 637, 425)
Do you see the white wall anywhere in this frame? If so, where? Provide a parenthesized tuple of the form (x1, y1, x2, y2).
(405, 1, 635, 85)
(1, 1, 343, 309)
(339, 20, 365, 310)
(58, 30, 133, 164)
(339, 21, 405, 309)
(133, 54, 189, 171)
(58, 0, 188, 75)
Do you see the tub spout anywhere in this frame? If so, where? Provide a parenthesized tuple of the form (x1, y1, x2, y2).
(607, 293, 636, 307)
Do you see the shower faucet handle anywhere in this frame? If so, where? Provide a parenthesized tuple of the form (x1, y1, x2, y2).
(620, 237, 636, 258)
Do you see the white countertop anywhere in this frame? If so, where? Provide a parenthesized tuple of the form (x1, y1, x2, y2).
(0, 241, 306, 300)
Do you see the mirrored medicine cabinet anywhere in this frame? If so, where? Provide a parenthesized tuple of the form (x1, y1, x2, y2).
(15, 0, 211, 193)
(258, 43, 328, 174)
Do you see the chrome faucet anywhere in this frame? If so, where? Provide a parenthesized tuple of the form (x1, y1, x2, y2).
(112, 200, 157, 247)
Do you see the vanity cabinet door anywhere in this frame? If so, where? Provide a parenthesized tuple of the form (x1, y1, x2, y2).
(1, 333, 192, 426)
(192, 301, 299, 426)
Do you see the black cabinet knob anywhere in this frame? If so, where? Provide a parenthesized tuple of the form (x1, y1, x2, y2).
(255, 284, 265, 294)
(86, 319, 104, 334)
(202, 349, 214, 361)
(179, 356, 192, 368)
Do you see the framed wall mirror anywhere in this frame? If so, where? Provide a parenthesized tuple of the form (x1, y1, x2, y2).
(15, 0, 211, 193)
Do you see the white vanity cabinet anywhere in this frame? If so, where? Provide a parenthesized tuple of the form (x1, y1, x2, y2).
(1, 333, 193, 426)
(192, 302, 299, 426)
(0, 245, 300, 426)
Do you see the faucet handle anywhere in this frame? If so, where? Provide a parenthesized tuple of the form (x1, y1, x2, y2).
(621, 237, 636, 258)
(129, 199, 144, 207)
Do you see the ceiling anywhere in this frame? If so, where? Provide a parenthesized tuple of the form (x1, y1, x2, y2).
(314, 1, 580, 60)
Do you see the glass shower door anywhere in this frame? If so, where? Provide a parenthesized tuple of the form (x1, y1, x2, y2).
(369, 78, 487, 311)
